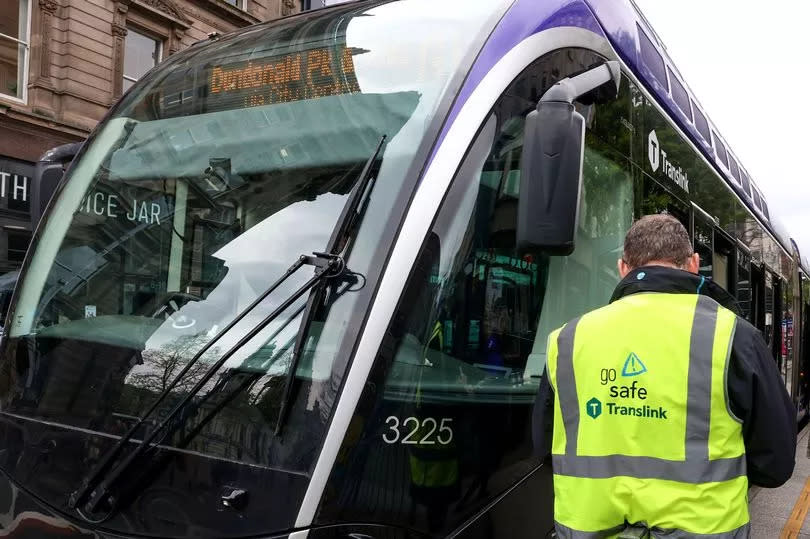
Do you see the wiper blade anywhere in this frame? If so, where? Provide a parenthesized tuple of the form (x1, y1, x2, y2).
(69, 134, 386, 520)
(275, 134, 387, 434)
(325, 134, 387, 256)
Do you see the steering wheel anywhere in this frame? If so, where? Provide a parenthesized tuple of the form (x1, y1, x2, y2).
(147, 292, 202, 329)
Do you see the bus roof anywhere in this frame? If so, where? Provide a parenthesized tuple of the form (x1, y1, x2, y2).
(430, 0, 791, 257)
(581, 0, 790, 252)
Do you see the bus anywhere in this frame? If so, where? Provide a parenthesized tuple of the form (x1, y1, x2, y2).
(0, 1, 807, 537)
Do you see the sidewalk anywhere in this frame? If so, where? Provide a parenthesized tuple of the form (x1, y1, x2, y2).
(749, 422, 810, 538)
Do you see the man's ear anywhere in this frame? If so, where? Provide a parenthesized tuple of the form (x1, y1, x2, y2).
(618, 258, 631, 279)
(686, 252, 701, 274)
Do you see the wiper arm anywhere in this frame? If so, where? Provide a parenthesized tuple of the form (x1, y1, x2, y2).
(275, 134, 387, 434)
(119, 275, 361, 503)
(69, 134, 386, 520)
(70, 252, 342, 519)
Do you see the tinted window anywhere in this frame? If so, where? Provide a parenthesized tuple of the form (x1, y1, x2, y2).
(667, 67, 691, 119)
(763, 202, 770, 220)
(319, 49, 634, 535)
(781, 279, 793, 393)
(764, 272, 775, 346)
(737, 249, 752, 321)
(713, 133, 729, 168)
(712, 233, 733, 292)
(692, 103, 711, 142)
(753, 189, 763, 210)
(638, 26, 667, 86)
(694, 217, 713, 279)
(740, 171, 752, 196)
(729, 158, 740, 183)
(6, 232, 29, 262)
(641, 177, 689, 227)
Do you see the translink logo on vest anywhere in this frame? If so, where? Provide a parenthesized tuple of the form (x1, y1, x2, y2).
(607, 403, 667, 419)
(589, 353, 669, 420)
(586, 397, 602, 419)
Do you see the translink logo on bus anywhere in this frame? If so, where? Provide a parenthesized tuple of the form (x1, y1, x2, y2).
(648, 130, 689, 193)
(587, 353, 668, 420)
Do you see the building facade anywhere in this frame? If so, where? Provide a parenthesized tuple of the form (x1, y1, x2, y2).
(0, 0, 302, 281)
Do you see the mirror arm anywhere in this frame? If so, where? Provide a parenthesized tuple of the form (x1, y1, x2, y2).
(40, 142, 83, 165)
(540, 61, 621, 104)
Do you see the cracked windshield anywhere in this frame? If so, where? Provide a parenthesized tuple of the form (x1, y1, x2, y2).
(4, 2, 481, 476)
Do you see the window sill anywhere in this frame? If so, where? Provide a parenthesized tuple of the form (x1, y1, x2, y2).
(0, 94, 26, 109)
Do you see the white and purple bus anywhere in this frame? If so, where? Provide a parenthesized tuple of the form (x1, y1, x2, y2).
(0, 1, 807, 537)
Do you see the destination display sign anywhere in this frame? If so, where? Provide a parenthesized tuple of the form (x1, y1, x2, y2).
(192, 45, 361, 112)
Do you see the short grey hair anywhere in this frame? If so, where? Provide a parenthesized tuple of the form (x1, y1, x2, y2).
(622, 214, 693, 269)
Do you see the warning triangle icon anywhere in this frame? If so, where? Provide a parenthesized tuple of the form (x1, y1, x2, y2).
(622, 353, 647, 377)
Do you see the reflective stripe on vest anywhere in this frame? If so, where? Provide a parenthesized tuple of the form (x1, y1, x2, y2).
(555, 296, 742, 483)
(548, 293, 748, 536)
(554, 521, 751, 539)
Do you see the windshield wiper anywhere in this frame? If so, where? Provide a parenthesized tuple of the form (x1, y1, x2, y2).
(274, 134, 387, 434)
(69, 134, 387, 520)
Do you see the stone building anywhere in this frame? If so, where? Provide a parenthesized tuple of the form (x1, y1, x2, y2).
(0, 0, 302, 279)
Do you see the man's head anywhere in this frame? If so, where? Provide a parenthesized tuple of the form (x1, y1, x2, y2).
(618, 214, 700, 278)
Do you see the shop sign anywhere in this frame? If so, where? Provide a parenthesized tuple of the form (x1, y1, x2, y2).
(0, 157, 33, 212)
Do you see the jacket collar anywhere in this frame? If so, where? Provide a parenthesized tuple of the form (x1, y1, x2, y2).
(610, 265, 742, 315)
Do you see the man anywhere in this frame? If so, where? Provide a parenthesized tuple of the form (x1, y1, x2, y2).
(533, 214, 796, 538)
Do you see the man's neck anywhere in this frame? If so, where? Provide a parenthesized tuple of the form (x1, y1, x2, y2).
(635, 260, 684, 271)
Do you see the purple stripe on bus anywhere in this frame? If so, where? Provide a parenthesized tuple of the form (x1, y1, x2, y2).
(584, 0, 718, 178)
(423, 0, 604, 175)
(419, 0, 757, 223)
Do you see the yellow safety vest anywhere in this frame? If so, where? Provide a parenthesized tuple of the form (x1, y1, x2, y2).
(409, 320, 458, 489)
(546, 293, 749, 538)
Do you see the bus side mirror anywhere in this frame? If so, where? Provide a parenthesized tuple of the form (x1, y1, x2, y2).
(517, 61, 620, 255)
(32, 142, 83, 227)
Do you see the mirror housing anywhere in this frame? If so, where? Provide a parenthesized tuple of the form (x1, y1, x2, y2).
(31, 142, 82, 227)
(517, 61, 620, 255)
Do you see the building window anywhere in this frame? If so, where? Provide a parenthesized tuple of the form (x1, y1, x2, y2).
(223, 0, 246, 9)
(301, 0, 347, 9)
(0, 0, 30, 101)
(123, 28, 161, 92)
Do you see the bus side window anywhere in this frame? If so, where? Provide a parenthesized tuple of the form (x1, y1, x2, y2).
(765, 271, 775, 347)
(712, 231, 735, 294)
(736, 248, 752, 321)
(693, 215, 713, 280)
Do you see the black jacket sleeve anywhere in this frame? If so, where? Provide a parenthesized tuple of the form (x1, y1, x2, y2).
(727, 319, 796, 488)
(532, 372, 554, 460)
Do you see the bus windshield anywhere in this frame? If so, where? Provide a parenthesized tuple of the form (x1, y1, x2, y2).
(0, 1, 507, 535)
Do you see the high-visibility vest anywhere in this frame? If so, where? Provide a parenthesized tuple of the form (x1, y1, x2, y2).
(546, 293, 749, 538)
(409, 321, 459, 489)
